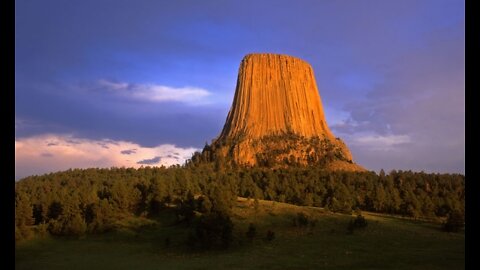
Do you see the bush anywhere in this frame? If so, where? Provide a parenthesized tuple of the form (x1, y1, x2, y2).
(194, 212, 234, 249)
(353, 215, 368, 228)
(265, 230, 275, 242)
(246, 223, 256, 240)
(443, 211, 464, 232)
(296, 213, 309, 227)
(293, 212, 316, 228)
(347, 215, 368, 234)
(175, 197, 196, 225)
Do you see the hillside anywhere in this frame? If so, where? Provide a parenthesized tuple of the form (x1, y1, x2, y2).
(15, 167, 465, 269)
(16, 197, 464, 270)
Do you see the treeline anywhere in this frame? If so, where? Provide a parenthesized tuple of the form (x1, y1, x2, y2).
(15, 165, 464, 242)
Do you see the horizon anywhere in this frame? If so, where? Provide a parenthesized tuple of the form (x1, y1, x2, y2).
(15, 0, 465, 180)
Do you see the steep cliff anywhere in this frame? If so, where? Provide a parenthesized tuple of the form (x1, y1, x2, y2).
(197, 53, 364, 171)
(219, 54, 334, 141)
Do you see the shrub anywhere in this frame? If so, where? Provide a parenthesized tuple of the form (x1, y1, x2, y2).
(293, 212, 314, 228)
(246, 223, 256, 240)
(443, 210, 464, 232)
(266, 230, 275, 242)
(353, 215, 368, 228)
(194, 212, 234, 249)
(347, 215, 368, 234)
(297, 213, 309, 227)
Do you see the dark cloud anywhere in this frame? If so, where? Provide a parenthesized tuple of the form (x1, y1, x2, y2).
(137, 156, 161, 165)
(65, 139, 82, 145)
(166, 154, 180, 160)
(121, 149, 137, 155)
(97, 142, 110, 149)
(40, 153, 54, 158)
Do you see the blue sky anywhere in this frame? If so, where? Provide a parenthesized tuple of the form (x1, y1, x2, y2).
(15, 0, 465, 179)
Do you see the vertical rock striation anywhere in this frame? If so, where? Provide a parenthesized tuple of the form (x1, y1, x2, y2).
(199, 53, 364, 171)
(219, 54, 334, 141)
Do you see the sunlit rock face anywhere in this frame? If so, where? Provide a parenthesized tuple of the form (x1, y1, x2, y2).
(203, 53, 364, 171)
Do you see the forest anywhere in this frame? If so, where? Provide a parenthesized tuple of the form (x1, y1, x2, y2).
(15, 162, 465, 246)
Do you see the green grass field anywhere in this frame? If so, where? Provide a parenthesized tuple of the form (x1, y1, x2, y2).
(15, 198, 464, 270)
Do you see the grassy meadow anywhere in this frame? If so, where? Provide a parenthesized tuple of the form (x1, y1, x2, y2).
(16, 198, 464, 270)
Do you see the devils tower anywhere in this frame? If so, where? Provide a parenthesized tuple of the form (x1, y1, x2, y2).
(197, 53, 364, 171)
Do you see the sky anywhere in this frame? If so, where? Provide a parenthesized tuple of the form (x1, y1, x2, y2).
(15, 0, 465, 180)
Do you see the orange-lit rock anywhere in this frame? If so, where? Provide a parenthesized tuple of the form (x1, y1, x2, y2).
(202, 53, 364, 171)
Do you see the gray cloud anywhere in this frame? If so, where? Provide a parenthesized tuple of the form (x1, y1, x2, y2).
(166, 154, 180, 160)
(65, 139, 82, 145)
(137, 156, 162, 165)
(97, 142, 110, 149)
(121, 149, 137, 155)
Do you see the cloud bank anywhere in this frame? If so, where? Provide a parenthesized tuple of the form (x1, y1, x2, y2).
(15, 134, 200, 180)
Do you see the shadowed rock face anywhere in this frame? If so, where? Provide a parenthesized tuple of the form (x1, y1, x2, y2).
(204, 53, 364, 171)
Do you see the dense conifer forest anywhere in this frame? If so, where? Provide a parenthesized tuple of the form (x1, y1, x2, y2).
(15, 162, 465, 244)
